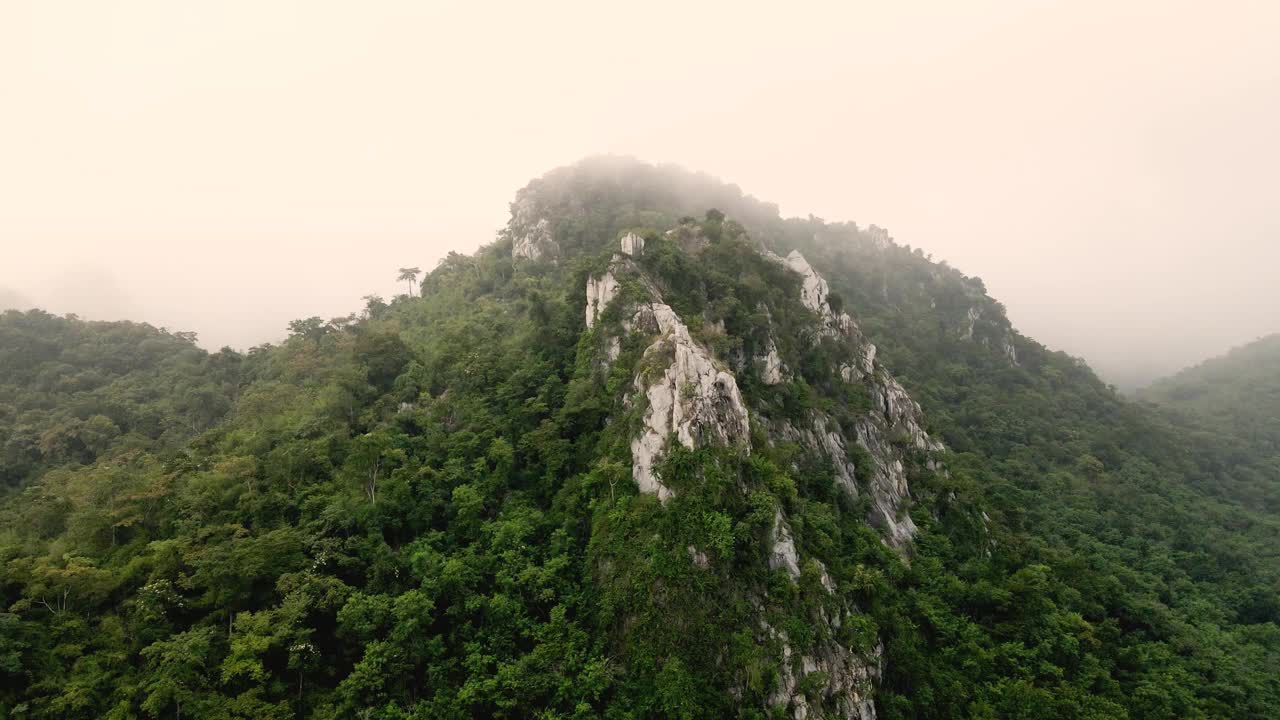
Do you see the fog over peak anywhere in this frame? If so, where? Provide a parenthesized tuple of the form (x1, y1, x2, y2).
(2, 1, 1276, 386)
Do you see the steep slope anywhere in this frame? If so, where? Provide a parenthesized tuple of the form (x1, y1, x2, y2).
(1, 157, 1277, 720)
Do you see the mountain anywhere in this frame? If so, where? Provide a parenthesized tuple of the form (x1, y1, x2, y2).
(1, 157, 1277, 720)
(1138, 334, 1280, 458)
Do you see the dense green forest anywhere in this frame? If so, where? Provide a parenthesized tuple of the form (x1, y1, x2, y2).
(2, 158, 1277, 719)
(1137, 335, 1280, 461)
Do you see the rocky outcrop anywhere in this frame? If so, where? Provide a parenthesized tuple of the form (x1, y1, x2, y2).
(584, 232, 750, 501)
(620, 231, 644, 257)
(762, 248, 945, 552)
(960, 303, 1019, 366)
(509, 196, 559, 261)
(865, 225, 891, 250)
(775, 412, 858, 498)
(760, 556, 881, 720)
(760, 339, 785, 385)
(767, 627, 881, 720)
(782, 250, 856, 338)
(962, 306, 981, 341)
(688, 545, 711, 570)
(1002, 337, 1018, 365)
(582, 229, 941, 718)
(768, 509, 801, 580)
(585, 270, 620, 329)
(628, 300, 751, 501)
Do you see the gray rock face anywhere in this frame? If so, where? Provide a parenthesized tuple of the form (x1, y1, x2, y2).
(1001, 336, 1019, 365)
(960, 303, 1019, 366)
(688, 545, 711, 570)
(776, 411, 859, 498)
(768, 509, 802, 580)
(509, 196, 559, 261)
(762, 576, 882, 720)
(760, 339, 785, 385)
(583, 233, 940, 720)
(627, 301, 751, 501)
(783, 250, 857, 337)
(620, 231, 644, 257)
(962, 306, 982, 341)
(585, 270, 620, 329)
(767, 632, 881, 720)
(865, 225, 891, 250)
(763, 249, 945, 552)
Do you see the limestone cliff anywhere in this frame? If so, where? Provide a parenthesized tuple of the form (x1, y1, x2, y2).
(764, 247, 945, 551)
(508, 194, 559, 261)
(579, 227, 946, 719)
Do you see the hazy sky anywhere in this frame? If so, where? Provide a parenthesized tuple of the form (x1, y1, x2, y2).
(2, 1, 1277, 387)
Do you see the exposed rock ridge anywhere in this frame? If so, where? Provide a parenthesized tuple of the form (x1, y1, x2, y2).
(781, 249, 857, 337)
(508, 195, 560, 261)
(768, 509, 801, 579)
(626, 299, 751, 500)
(766, 618, 881, 720)
(586, 233, 751, 501)
(762, 248, 945, 551)
(583, 233, 929, 720)
(584, 270, 620, 329)
(763, 515, 880, 720)
(957, 295, 1018, 366)
(756, 304, 787, 385)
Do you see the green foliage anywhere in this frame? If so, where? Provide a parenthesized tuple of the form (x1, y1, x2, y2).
(0, 159, 1276, 719)
(0, 310, 242, 488)
(1138, 335, 1280, 509)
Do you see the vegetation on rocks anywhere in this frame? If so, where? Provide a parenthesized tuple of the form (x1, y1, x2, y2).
(1, 158, 1276, 719)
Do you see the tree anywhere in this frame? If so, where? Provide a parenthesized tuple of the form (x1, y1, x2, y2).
(397, 267, 422, 298)
(287, 316, 328, 345)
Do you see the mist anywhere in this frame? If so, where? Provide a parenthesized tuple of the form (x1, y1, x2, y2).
(2, 1, 1277, 387)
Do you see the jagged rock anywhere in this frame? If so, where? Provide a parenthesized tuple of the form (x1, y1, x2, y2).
(1002, 337, 1019, 365)
(961, 303, 1020, 366)
(815, 559, 837, 594)
(962, 306, 981, 340)
(761, 246, 946, 552)
(584, 270, 619, 329)
(769, 509, 801, 580)
(760, 339, 785, 385)
(763, 617, 881, 720)
(628, 301, 751, 501)
(776, 412, 859, 498)
(620, 231, 644, 257)
(782, 250, 857, 337)
(865, 225, 891, 250)
(873, 375, 944, 454)
(509, 196, 559, 260)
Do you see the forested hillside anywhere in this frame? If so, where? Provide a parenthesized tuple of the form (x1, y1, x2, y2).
(0, 312, 242, 488)
(1, 158, 1277, 719)
(1138, 335, 1280, 457)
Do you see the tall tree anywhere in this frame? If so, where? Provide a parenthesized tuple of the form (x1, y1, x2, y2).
(396, 267, 421, 298)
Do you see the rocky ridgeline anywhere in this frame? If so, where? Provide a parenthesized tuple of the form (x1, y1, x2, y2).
(760, 247, 945, 551)
(570, 225, 949, 719)
(508, 195, 559, 261)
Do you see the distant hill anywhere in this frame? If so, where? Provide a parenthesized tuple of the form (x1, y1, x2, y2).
(1139, 334, 1280, 456)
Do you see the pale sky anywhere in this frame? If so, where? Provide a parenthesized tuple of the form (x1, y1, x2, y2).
(1, 1, 1277, 387)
